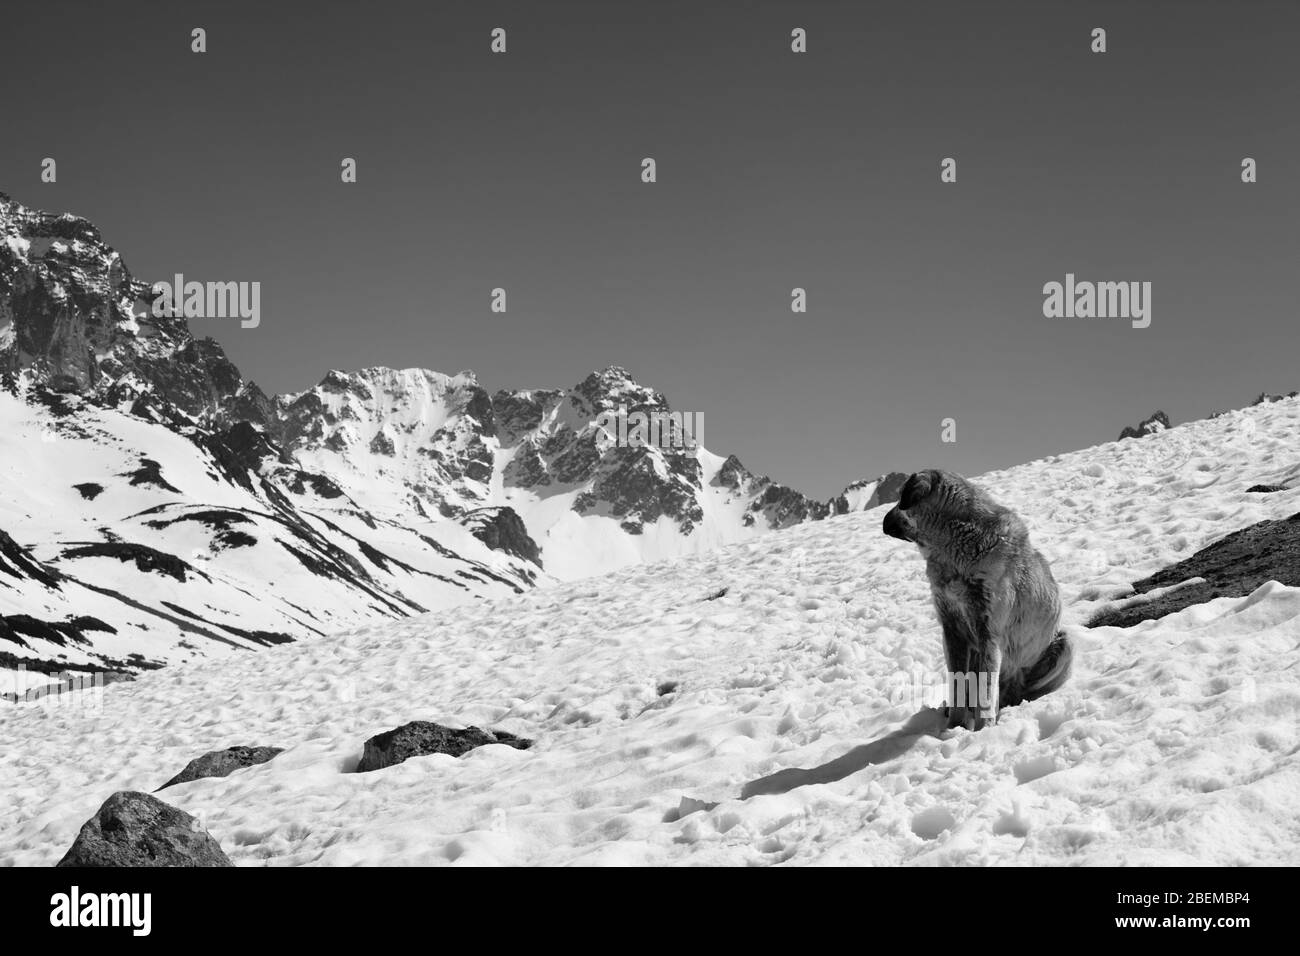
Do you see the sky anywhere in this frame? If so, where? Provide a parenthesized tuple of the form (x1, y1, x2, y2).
(3, 0, 1298, 499)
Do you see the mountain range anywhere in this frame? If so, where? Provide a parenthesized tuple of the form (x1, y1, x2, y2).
(0, 192, 904, 684)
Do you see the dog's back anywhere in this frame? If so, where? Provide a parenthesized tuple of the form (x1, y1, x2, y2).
(996, 543, 1069, 705)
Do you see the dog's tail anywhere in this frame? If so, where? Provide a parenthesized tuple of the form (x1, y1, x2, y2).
(1022, 630, 1073, 701)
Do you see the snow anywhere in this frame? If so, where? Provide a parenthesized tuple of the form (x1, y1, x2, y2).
(837, 479, 881, 513)
(0, 391, 544, 675)
(3, 668, 67, 695)
(277, 367, 476, 519)
(1, 398, 1298, 865)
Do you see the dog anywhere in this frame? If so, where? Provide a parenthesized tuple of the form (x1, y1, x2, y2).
(883, 469, 1072, 730)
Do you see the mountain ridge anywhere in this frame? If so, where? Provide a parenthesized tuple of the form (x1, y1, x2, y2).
(0, 192, 904, 680)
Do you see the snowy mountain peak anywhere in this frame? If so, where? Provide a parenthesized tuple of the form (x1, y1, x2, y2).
(270, 357, 812, 571)
(275, 365, 497, 520)
(570, 365, 656, 411)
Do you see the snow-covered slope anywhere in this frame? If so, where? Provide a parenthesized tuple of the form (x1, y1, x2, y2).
(2, 397, 1296, 866)
(0, 383, 543, 684)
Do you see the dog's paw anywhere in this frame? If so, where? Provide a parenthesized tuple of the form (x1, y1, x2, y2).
(944, 706, 993, 732)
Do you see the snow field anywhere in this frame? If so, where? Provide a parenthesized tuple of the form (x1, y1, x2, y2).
(1, 399, 1298, 865)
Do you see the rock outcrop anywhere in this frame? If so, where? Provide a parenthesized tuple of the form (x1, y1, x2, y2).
(1118, 410, 1171, 441)
(1087, 511, 1300, 629)
(459, 507, 543, 566)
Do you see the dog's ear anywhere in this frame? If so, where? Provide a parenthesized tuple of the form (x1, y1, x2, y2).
(899, 470, 935, 510)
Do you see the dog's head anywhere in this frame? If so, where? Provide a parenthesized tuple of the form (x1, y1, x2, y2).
(882, 469, 970, 547)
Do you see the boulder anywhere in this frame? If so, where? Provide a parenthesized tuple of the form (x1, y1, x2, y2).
(56, 791, 233, 867)
(356, 720, 532, 772)
(157, 745, 284, 790)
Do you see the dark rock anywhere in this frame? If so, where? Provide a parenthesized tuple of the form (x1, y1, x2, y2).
(830, 471, 911, 513)
(867, 471, 910, 508)
(121, 457, 181, 493)
(73, 482, 103, 500)
(1246, 484, 1289, 494)
(146, 509, 254, 534)
(216, 530, 257, 549)
(749, 482, 831, 529)
(2, 613, 115, 648)
(202, 421, 278, 490)
(491, 388, 564, 446)
(711, 454, 752, 492)
(463, 383, 497, 437)
(1118, 410, 1171, 441)
(1087, 510, 1300, 629)
(501, 440, 550, 487)
(157, 745, 284, 790)
(581, 445, 705, 533)
(60, 542, 192, 582)
(356, 720, 533, 772)
(569, 366, 659, 419)
(1252, 391, 1298, 406)
(318, 368, 374, 400)
(281, 468, 346, 500)
(0, 528, 62, 588)
(459, 506, 543, 566)
(69, 615, 116, 635)
(225, 381, 275, 430)
(56, 791, 233, 867)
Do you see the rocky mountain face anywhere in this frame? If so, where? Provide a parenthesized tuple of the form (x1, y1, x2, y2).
(264, 362, 903, 576)
(0, 192, 272, 427)
(1118, 410, 1171, 441)
(829, 472, 910, 515)
(0, 192, 900, 683)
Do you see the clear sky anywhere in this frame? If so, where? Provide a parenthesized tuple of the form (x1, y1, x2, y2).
(4, 0, 1297, 498)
